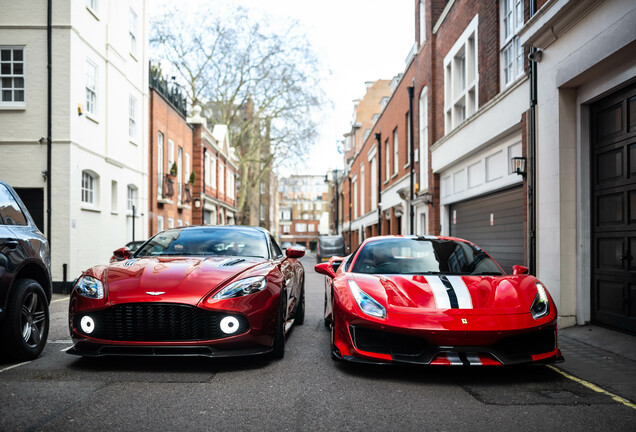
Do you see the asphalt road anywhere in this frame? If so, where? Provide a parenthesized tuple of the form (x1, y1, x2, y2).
(1, 254, 635, 431)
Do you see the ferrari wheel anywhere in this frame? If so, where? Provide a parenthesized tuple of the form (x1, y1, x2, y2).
(329, 298, 339, 360)
(295, 282, 305, 325)
(323, 292, 332, 327)
(2, 279, 50, 361)
(271, 291, 286, 359)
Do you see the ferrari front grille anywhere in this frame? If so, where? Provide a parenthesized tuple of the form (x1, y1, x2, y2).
(75, 303, 249, 342)
(350, 326, 427, 355)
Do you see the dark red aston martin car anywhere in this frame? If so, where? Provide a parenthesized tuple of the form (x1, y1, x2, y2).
(68, 226, 305, 359)
(315, 235, 563, 366)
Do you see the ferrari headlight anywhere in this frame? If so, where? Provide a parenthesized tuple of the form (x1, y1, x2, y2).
(75, 276, 104, 300)
(348, 280, 386, 319)
(213, 276, 267, 300)
(531, 282, 550, 319)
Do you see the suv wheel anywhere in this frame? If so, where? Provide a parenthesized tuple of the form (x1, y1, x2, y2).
(2, 279, 50, 361)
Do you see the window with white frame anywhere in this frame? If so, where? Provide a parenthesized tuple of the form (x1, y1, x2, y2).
(111, 180, 118, 211)
(308, 224, 315, 232)
(353, 177, 358, 219)
(204, 152, 210, 186)
(185, 152, 190, 186)
(385, 139, 390, 181)
(219, 163, 225, 193)
(168, 139, 175, 171)
(210, 154, 217, 188)
(127, 184, 137, 211)
(227, 170, 234, 199)
(260, 204, 265, 221)
(157, 216, 164, 233)
(419, 86, 429, 191)
(260, 181, 266, 194)
(129, 8, 138, 56)
(177, 219, 183, 227)
(86, 0, 98, 13)
(177, 146, 183, 203)
(360, 163, 365, 216)
(419, 0, 426, 47)
(1, 47, 25, 106)
(370, 157, 377, 209)
(157, 132, 164, 198)
(85, 60, 97, 116)
(393, 128, 399, 175)
(81, 171, 97, 205)
(295, 222, 307, 232)
(501, 0, 525, 87)
(168, 218, 174, 229)
(129, 94, 137, 139)
(444, 15, 478, 133)
(283, 224, 290, 234)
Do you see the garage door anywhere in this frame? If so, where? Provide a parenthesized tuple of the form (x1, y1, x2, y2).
(449, 186, 524, 274)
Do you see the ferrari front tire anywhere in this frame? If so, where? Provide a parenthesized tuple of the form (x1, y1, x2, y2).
(2, 279, 50, 361)
(271, 291, 286, 359)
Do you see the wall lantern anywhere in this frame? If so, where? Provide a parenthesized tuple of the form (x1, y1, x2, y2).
(193, 197, 201, 208)
(422, 192, 433, 205)
(511, 157, 527, 178)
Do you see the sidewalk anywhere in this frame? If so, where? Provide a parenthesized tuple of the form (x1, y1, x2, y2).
(556, 325, 636, 404)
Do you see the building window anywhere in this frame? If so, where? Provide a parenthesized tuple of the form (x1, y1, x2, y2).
(385, 138, 390, 181)
(283, 224, 290, 234)
(308, 224, 315, 232)
(127, 185, 137, 211)
(501, 0, 525, 87)
(444, 16, 478, 133)
(168, 218, 174, 229)
(360, 163, 365, 216)
(419, 86, 429, 192)
(353, 178, 358, 219)
(227, 170, 234, 199)
(219, 163, 225, 193)
(129, 8, 138, 56)
(81, 171, 97, 205)
(260, 181, 266, 195)
(210, 154, 217, 188)
(177, 146, 183, 203)
(111, 180, 118, 211)
(295, 223, 307, 232)
(0, 47, 25, 106)
(419, 0, 426, 47)
(129, 94, 137, 139)
(86, 0, 98, 12)
(157, 132, 164, 198)
(157, 216, 164, 233)
(393, 128, 399, 175)
(85, 60, 97, 116)
(370, 157, 377, 210)
(185, 153, 190, 186)
(260, 204, 266, 221)
(177, 219, 183, 227)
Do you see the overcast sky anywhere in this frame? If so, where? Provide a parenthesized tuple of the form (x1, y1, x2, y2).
(151, 0, 414, 177)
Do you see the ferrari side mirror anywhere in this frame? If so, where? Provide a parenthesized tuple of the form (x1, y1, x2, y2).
(512, 265, 529, 275)
(315, 262, 336, 279)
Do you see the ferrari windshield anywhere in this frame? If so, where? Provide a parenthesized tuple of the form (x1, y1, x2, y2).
(135, 227, 270, 259)
(351, 237, 504, 276)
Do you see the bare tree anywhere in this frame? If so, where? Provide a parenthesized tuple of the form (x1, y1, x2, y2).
(151, 3, 325, 225)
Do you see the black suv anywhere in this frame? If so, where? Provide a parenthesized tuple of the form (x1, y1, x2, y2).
(0, 180, 51, 360)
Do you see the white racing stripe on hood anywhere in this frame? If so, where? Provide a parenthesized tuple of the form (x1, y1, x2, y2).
(424, 276, 451, 309)
(446, 275, 473, 309)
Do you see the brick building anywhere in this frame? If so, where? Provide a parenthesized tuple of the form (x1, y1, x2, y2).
(188, 106, 238, 226)
(334, 0, 636, 334)
(148, 66, 194, 235)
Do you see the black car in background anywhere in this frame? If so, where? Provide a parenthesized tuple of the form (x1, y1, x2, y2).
(0, 180, 51, 360)
(316, 235, 345, 264)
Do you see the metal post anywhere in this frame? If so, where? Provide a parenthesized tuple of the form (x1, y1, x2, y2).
(529, 0, 538, 275)
(407, 85, 415, 235)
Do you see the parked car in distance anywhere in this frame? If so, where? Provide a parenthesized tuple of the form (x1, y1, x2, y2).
(109, 240, 146, 263)
(69, 225, 305, 359)
(316, 235, 345, 264)
(0, 180, 52, 360)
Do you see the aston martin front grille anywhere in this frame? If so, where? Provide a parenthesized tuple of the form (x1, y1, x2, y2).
(76, 303, 249, 342)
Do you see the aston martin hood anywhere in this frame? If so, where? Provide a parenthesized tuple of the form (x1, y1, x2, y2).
(104, 256, 266, 306)
(352, 273, 537, 314)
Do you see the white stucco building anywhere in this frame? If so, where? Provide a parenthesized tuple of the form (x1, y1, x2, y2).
(0, 0, 149, 288)
(520, 0, 636, 333)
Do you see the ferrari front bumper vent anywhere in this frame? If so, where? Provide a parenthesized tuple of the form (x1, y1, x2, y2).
(74, 303, 249, 342)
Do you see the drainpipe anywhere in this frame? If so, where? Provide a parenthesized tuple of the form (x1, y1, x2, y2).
(348, 174, 352, 251)
(529, 0, 538, 275)
(334, 169, 339, 234)
(407, 85, 415, 235)
(202, 145, 206, 224)
(46, 0, 52, 245)
(375, 131, 382, 235)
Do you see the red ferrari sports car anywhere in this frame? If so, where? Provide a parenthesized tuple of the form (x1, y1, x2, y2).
(68, 226, 305, 359)
(315, 235, 563, 366)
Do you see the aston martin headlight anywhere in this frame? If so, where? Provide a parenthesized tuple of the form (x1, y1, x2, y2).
(348, 280, 386, 319)
(213, 276, 267, 300)
(75, 276, 104, 299)
(531, 282, 550, 319)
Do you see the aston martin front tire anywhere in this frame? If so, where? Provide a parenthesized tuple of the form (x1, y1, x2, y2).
(271, 292, 286, 359)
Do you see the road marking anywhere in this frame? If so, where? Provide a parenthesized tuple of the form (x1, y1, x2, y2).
(51, 296, 69, 303)
(60, 346, 73, 352)
(548, 365, 636, 410)
(0, 361, 31, 373)
(48, 340, 73, 344)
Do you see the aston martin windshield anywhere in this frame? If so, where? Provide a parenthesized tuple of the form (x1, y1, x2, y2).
(135, 227, 270, 259)
(351, 238, 504, 275)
